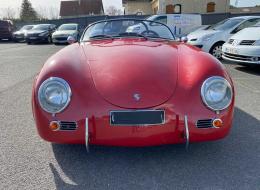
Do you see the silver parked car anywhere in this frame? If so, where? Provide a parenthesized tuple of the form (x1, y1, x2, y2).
(13, 25, 34, 42)
(52, 23, 79, 44)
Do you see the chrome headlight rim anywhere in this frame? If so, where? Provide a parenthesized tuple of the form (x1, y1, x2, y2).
(201, 76, 233, 111)
(38, 77, 72, 114)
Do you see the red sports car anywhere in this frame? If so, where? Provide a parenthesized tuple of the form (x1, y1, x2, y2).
(32, 19, 235, 149)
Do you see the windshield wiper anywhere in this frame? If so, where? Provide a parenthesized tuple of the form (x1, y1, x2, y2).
(89, 35, 114, 40)
(117, 32, 148, 40)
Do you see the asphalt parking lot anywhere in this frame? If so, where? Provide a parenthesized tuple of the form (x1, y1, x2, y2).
(0, 43, 260, 190)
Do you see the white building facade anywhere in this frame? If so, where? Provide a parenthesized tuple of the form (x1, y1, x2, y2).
(124, 0, 230, 15)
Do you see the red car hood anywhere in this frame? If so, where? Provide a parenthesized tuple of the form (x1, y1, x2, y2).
(82, 39, 178, 109)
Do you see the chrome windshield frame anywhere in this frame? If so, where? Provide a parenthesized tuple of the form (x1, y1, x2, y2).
(80, 18, 175, 42)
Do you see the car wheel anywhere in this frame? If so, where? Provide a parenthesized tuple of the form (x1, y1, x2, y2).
(210, 43, 224, 60)
(27, 41, 31, 45)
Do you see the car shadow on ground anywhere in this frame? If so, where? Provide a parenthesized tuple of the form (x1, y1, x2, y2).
(50, 107, 260, 190)
(0, 41, 15, 44)
(235, 65, 260, 76)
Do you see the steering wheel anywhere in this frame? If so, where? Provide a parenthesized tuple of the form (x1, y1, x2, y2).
(141, 30, 159, 38)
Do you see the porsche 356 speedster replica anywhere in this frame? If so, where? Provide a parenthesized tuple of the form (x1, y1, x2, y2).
(32, 19, 235, 149)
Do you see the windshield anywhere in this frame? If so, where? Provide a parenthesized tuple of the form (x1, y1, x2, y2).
(33, 24, 50, 30)
(58, 24, 77, 31)
(21, 25, 34, 30)
(207, 18, 244, 31)
(82, 19, 174, 41)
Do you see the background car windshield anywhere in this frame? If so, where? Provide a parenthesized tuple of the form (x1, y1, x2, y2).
(253, 21, 260, 27)
(208, 18, 244, 30)
(147, 15, 167, 25)
(21, 25, 34, 30)
(58, 25, 77, 31)
(82, 19, 174, 41)
(33, 25, 50, 30)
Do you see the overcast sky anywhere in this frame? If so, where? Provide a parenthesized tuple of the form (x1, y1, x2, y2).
(1, 0, 260, 9)
(230, 0, 260, 7)
(0, 0, 260, 18)
(0, 0, 122, 9)
(0, 0, 122, 18)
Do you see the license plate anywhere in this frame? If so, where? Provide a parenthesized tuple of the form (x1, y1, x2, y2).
(30, 37, 37, 39)
(225, 47, 238, 54)
(110, 110, 165, 126)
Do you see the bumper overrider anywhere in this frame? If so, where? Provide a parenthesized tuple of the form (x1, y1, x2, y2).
(32, 78, 235, 148)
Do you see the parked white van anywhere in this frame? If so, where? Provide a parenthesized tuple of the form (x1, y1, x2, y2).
(127, 14, 202, 38)
(147, 14, 202, 37)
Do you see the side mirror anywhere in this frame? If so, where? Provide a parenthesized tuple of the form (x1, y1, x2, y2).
(67, 36, 76, 44)
(181, 36, 188, 43)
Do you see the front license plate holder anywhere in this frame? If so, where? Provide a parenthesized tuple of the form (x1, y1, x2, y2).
(110, 110, 165, 126)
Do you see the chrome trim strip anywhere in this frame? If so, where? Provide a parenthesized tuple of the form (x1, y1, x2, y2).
(109, 110, 165, 126)
(184, 115, 189, 150)
(85, 118, 89, 152)
(195, 119, 213, 129)
(59, 121, 78, 131)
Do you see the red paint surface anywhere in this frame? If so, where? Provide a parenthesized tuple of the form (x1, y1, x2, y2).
(32, 39, 235, 147)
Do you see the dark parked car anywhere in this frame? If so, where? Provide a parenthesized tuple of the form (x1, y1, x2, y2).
(26, 24, 57, 44)
(0, 20, 14, 41)
(13, 25, 34, 42)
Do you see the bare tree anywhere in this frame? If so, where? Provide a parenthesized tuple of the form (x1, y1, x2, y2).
(20, 0, 39, 21)
(106, 6, 122, 16)
(36, 6, 48, 20)
(37, 6, 59, 20)
(48, 6, 59, 19)
(2, 7, 16, 20)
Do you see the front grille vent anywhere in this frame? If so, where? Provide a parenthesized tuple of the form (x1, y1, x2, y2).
(228, 39, 234, 44)
(60, 121, 77, 131)
(240, 40, 255, 45)
(196, 119, 213, 128)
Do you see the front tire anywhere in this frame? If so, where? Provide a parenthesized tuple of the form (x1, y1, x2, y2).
(210, 42, 224, 60)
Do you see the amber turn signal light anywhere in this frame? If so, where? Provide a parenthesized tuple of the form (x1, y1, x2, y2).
(212, 119, 223, 128)
(49, 121, 60, 131)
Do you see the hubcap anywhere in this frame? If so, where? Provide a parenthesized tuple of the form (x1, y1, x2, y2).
(212, 45, 222, 59)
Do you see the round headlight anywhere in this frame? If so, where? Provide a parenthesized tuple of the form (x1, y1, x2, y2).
(38, 77, 71, 114)
(201, 76, 232, 111)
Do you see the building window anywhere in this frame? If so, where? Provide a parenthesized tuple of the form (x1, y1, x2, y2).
(166, 4, 174, 14)
(207, 2, 215, 13)
(174, 4, 182, 13)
